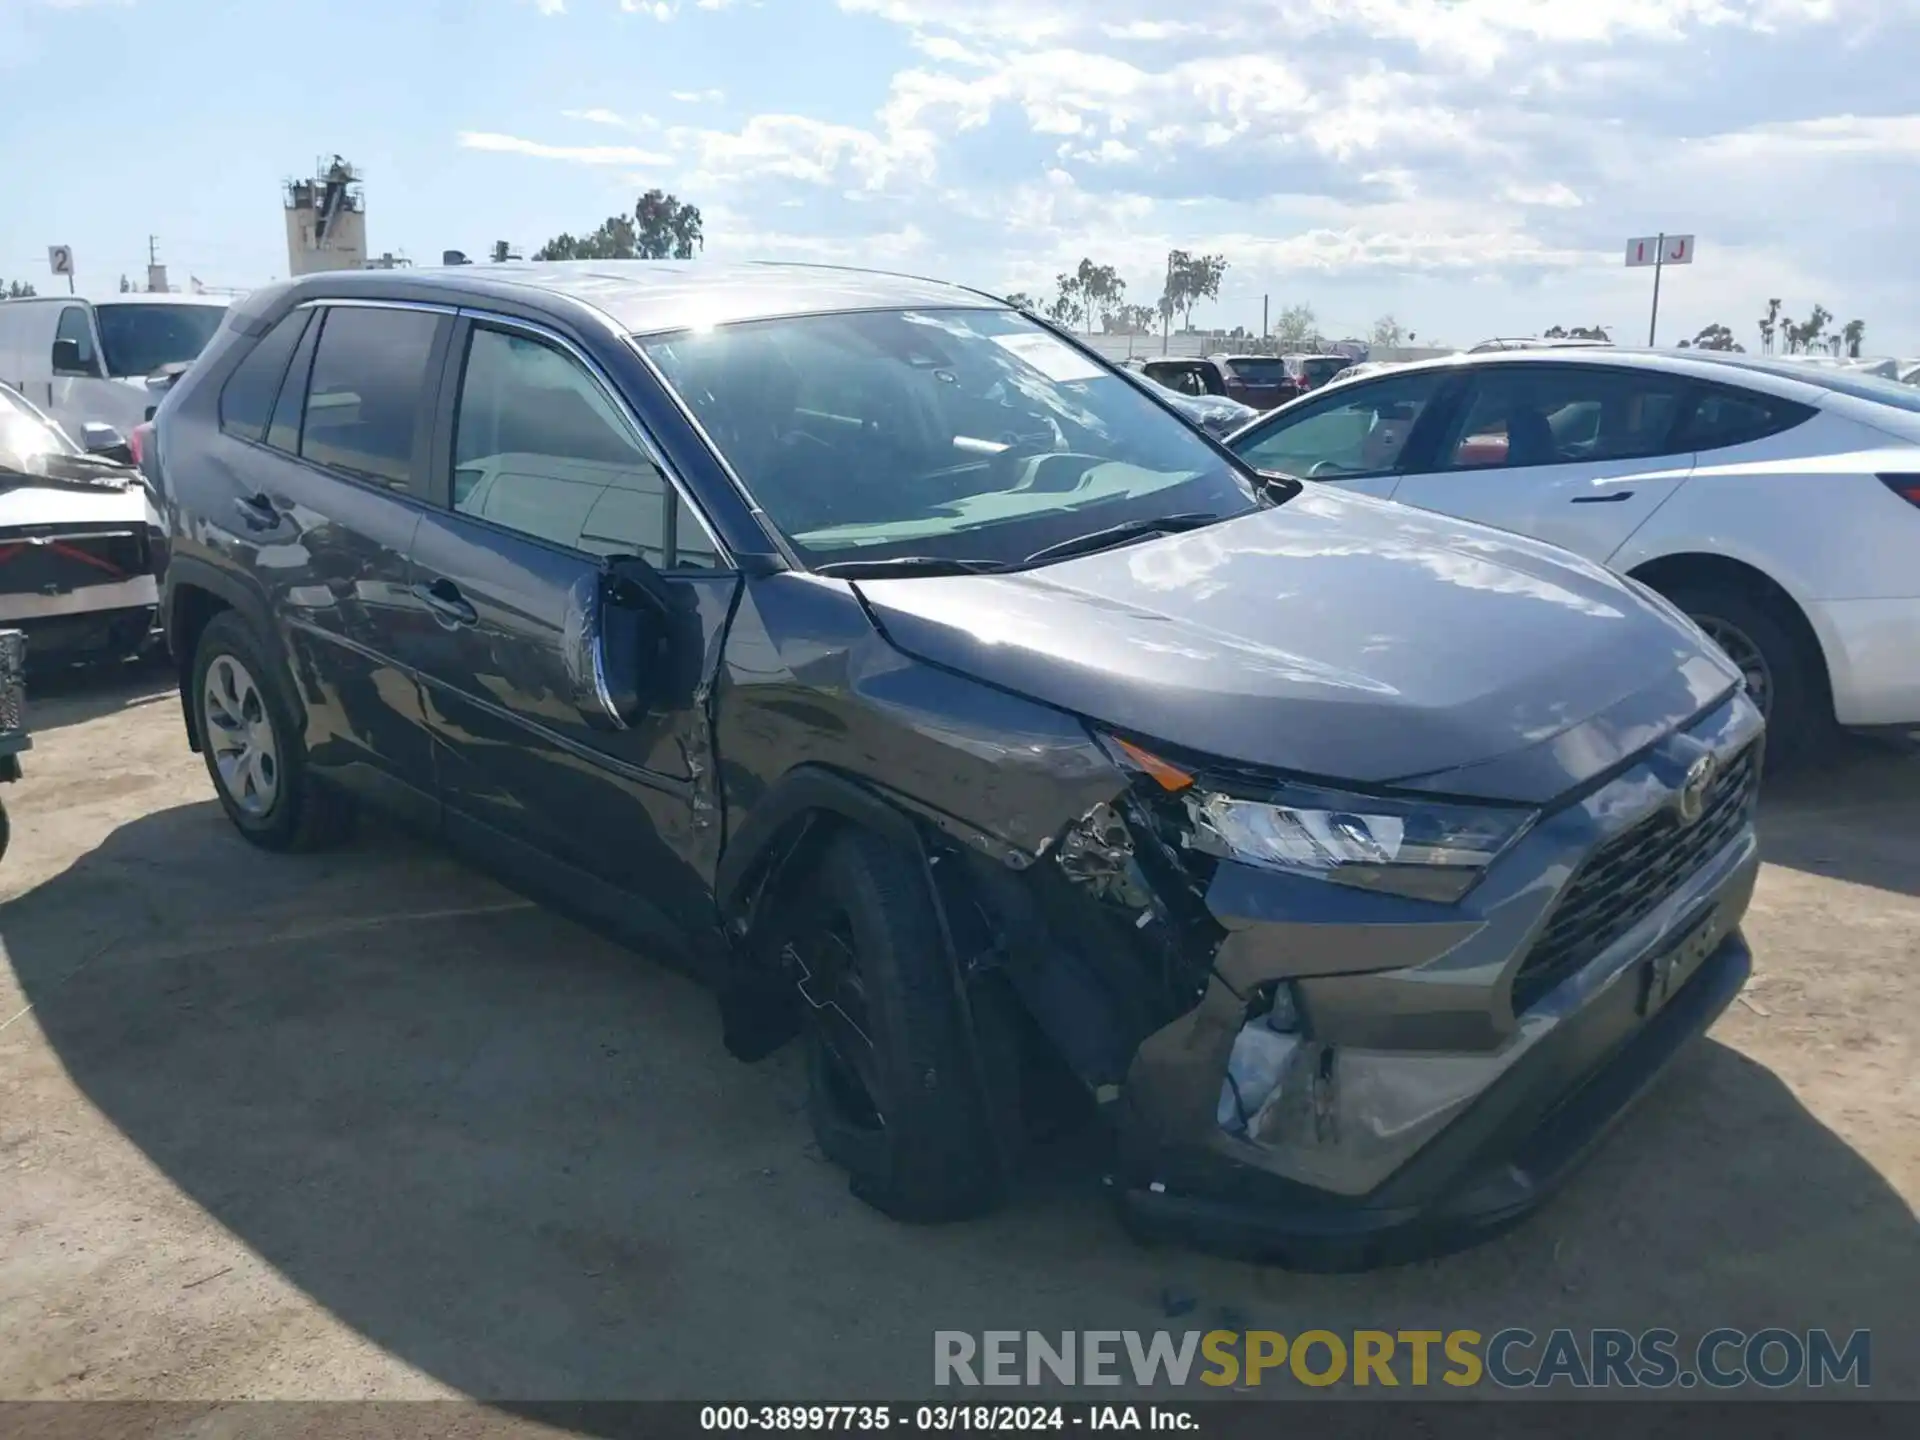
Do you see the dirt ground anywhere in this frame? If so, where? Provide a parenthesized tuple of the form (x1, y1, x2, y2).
(1, 663, 1914, 1403)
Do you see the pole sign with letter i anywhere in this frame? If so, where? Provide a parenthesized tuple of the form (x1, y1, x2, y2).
(1626, 234, 1695, 346)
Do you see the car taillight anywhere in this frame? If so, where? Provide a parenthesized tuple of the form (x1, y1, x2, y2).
(129, 422, 152, 467)
(1879, 474, 1920, 508)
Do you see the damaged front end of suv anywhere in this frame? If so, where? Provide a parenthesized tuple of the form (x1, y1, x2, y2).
(753, 516, 1766, 1268)
(641, 296, 1763, 1267)
(866, 676, 1763, 1270)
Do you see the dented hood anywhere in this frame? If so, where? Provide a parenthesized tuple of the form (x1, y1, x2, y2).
(854, 487, 1738, 800)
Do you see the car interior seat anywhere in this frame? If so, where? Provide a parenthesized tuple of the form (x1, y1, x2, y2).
(1503, 407, 1558, 467)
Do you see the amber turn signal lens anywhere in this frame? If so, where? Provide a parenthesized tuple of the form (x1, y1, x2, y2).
(1112, 736, 1194, 791)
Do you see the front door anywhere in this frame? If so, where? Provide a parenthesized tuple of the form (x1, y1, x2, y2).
(399, 316, 739, 939)
(1390, 364, 1697, 561)
(45, 304, 110, 435)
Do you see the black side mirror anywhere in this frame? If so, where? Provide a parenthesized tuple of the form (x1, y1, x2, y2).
(81, 422, 126, 456)
(52, 338, 98, 378)
(564, 556, 691, 730)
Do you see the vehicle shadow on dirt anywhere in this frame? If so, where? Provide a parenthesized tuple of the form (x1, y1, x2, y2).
(23, 654, 176, 735)
(1759, 737, 1920, 899)
(3, 800, 1916, 1404)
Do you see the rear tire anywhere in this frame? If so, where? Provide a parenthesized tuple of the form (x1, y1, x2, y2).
(191, 610, 354, 851)
(1665, 582, 1831, 771)
(790, 829, 1010, 1222)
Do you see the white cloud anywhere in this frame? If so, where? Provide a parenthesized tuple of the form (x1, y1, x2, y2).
(527, 0, 565, 15)
(459, 0, 1920, 346)
(1691, 112, 1920, 160)
(563, 107, 659, 130)
(670, 113, 937, 189)
(457, 131, 671, 165)
(1503, 181, 1584, 208)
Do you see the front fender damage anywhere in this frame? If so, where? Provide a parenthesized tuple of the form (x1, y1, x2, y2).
(723, 764, 1397, 1205)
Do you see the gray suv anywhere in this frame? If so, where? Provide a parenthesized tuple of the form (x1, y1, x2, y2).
(147, 262, 1762, 1267)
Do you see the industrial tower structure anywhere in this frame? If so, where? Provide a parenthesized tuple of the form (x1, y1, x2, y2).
(284, 156, 368, 276)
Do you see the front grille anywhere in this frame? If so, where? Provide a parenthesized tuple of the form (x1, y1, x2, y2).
(0, 527, 147, 599)
(1511, 744, 1759, 1013)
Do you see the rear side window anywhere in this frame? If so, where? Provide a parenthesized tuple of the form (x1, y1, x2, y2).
(267, 315, 321, 453)
(298, 306, 440, 490)
(218, 312, 310, 444)
(1675, 385, 1815, 452)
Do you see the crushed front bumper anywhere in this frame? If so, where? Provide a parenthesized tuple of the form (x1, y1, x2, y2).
(1110, 691, 1764, 1270)
(1119, 928, 1749, 1270)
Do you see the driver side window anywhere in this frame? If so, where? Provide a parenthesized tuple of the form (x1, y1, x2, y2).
(53, 307, 98, 374)
(452, 326, 720, 569)
(1233, 372, 1446, 479)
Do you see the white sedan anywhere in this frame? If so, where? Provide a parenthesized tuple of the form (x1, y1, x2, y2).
(1225, 348, 1920, 765)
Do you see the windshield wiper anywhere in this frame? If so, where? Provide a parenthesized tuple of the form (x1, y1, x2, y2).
(813, 555, 1009, 580)
(1020, 511, 1225, 567)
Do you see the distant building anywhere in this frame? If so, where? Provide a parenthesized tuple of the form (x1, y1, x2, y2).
(285, 156, 368, 276)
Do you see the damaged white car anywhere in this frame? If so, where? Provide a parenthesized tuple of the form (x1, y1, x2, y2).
(0, 383, 163, 664)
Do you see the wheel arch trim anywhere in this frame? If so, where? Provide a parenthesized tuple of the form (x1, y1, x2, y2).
(1621, 546, 1844, 717)
(164, 556, 279, 753)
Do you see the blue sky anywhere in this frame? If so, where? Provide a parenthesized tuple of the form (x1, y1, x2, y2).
(5, 0, 1919, 352)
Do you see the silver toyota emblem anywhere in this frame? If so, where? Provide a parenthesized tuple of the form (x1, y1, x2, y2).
(1676, 755, 1716, 825)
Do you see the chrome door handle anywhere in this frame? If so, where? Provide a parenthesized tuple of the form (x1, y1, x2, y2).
(233, 492, 282, 529)
(413, 579, 478, 627)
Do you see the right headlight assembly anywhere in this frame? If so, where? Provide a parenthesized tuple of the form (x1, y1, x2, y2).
(1104, 734, 1535, 904)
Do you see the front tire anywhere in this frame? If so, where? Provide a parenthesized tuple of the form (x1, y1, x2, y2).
(191, 610, 353, 851)
(787, 830, 1011, 1222)
(1666, 582, 1831, 770)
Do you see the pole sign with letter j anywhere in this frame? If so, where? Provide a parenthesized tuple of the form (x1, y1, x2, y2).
(1627, 233, 1695, 345)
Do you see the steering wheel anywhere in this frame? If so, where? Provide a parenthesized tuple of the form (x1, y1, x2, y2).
(1307, 460, 1349, 478)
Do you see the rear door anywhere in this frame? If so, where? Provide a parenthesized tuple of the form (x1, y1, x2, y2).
(1390, 364, 1697, 560)
(209, 298, 451, 824)
(1228, 368, 1456, 499)
(400, 312, 739, 938)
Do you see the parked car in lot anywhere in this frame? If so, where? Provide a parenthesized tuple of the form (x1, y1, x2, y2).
(1468, 336, 1614, 353)
(1226, 347, 1920, 765)
(1122, 364, 1258, 437)
(1322, 359, 1399, 386)
(0, 381, 162, 662)
(0, 293, 230, 440)
(1139, 355, 1298, 410)
(1278, 352, 1353, 394)
(153, 263, 1762, 1267)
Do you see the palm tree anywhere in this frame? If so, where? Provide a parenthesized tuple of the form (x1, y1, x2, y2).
(1842, 319, 1866, 358)
(1758, 298, 1782, 354)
